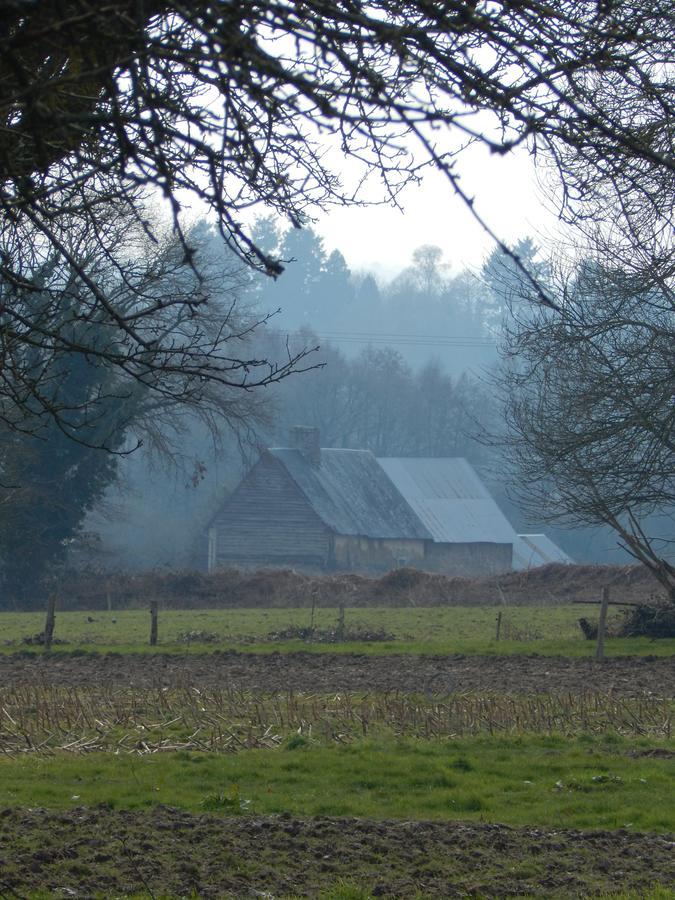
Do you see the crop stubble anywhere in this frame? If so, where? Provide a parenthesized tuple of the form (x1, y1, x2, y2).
(1, 650, 673, 897)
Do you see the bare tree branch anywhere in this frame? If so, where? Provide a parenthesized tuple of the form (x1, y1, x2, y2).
(497, 257, 675, 600)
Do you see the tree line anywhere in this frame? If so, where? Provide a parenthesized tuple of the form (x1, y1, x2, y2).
(0, 1, 672, 603)
(2, 208, 673, 602)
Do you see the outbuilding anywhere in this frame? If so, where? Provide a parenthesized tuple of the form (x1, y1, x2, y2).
(207, 427, 432, 573)
(206, 428, 559, 576)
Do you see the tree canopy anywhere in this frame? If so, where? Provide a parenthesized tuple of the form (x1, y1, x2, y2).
(2, 1, 673, 280)
(0, 1, 673, 544)
(0, 198, 309, 439)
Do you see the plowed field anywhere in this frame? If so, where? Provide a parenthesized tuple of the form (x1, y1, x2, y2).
(0, 807, 673, 898)
(3, 649, 673, 697)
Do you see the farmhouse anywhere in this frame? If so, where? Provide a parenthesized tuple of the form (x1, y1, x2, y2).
(207, 427, 432, 573)
(206, 427, 535, 576)
(378, 456, 515, 574)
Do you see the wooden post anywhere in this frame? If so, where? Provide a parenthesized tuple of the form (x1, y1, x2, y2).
(337, 604, 345, 641)
(44, 593, 56, 652)
(495, 610, 502, 642)
(496, 581, 508, 606)
(309, 594, 316, 639)
(596, 586, 610, 661)
(149, 600, 158, 646)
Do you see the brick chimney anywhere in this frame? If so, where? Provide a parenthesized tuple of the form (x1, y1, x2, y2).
(289, 426, 321, 466)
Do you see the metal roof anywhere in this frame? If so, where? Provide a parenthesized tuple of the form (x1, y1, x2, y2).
(377, 457, 517, 546)
(269, 448, 432, 540)
(513, 534, 574, 569)
(377, 457, 572, 566)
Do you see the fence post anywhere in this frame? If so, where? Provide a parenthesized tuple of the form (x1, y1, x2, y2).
(150, 600, 158, 646)
(596, 586, 610, 661)
(495, 610, 502, 642)
(496, 581, 508, 606)
(337, 604, 345, 641)
(44, 593, 56, 652)
(309, 593, 317, 639)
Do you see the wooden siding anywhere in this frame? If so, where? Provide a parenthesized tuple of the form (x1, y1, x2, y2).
(211, 454, 330, 569)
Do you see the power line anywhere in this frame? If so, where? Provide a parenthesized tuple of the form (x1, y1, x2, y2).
(308, 330, 498, 349)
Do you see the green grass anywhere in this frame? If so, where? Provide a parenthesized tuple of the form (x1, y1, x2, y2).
(0, 734, 672, 832)
(306, 888, 675, 900)
(305, 889, 675, 900)
(20, 889, 396, 900)
(2, 606, 673, 657)
(595, 892, 675, 900)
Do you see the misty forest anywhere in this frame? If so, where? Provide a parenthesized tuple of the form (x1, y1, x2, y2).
(0, 2, 673, 898)
(5, 221, 667, 595)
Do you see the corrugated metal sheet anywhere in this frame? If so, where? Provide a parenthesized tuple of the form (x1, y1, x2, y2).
(377, 457, 518, 546)
(513, 534, 574, 569)
(269, 448, 432, 540)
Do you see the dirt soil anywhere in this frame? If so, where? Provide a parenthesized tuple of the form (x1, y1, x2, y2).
(55, 563, 667, 610)
(0, 806, 672, 898)
(4, 651, 674, 697)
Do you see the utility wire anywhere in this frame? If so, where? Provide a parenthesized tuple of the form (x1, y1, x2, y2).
(303, 330, 498, 348)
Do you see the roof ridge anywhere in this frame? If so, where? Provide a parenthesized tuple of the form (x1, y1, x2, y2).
(267, 446, 431, 540)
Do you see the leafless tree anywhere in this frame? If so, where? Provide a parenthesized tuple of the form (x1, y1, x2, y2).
(499, 259, 675, 601)
(0, 196, 314, 443)
(0, 198, 311, 597)
(0, 1, 673, 420)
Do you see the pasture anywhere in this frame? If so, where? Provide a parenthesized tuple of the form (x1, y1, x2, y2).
(2, 604, 674, 656)
(1, 735, 673, 831)
(0, 601, 673, 897)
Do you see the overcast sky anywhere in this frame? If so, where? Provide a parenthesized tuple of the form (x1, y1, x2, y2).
(314, 144, 562, 280)
(179, 135, 564, 281)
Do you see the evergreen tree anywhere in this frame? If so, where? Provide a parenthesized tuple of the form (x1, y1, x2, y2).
(0, 290, 124, 604)
(481, 237, 550, 333)
(272, 227, 327, 328)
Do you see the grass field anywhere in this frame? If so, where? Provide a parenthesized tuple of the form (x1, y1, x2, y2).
(2, 605, 674, 656)
(0, 734, 673, 832)
(1, 602, 673, 898)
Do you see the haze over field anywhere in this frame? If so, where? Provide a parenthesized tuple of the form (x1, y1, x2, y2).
(1, 6, 673, 899)
(0, 0, 672, 608)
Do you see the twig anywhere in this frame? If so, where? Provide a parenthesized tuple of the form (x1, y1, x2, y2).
(119, 838, 157, 900)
